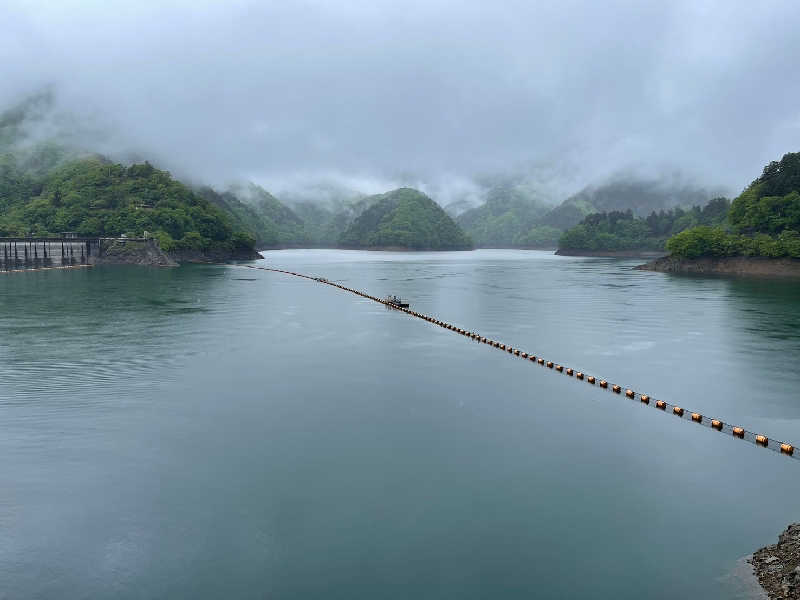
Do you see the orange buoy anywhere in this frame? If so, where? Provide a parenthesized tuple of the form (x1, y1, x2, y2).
(521, 352, 528, 358)
(507, 347, 513, 353)
(756, 435, 768, 446)
(587, 376, 596, 384)
(599, 380, 608, 388)
(538, 358, 544, 365)
(732, 427, 744, 438)
(640, 395, 650, 404)
(656, 400, 666, 410)
(514, 349, 520, 356)
(556, 365, 563, 372)
(691, 413, 702, 423)
(612, 385, 621, 393)
(547, 361, 554, 369)
(781, 444, 794, 455)
(529, 355, 536, 362)
(673, 407, 684, 417)
(576, 372, 584, 380)
(566, 368, 574, 376)
(711, 420, 723, 431)
(625, 389, 634, 398)
(500, 344, 506, 350)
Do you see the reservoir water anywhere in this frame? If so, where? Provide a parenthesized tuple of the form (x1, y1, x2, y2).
(1, 249, 798, 599)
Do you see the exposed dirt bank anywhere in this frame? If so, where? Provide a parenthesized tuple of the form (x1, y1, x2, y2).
(556, 249, 668, 258)
(637, 255, 800, 277)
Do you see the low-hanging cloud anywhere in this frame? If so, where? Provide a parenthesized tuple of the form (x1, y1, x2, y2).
(2, 0, 799, 198)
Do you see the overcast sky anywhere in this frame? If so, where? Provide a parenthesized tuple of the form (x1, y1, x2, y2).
(2, 0, 799, 198)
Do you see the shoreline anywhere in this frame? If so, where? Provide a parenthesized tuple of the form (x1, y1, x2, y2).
(750, 523, 800, 599)
(258, 246, 557, 252)
(556, 249, 667, 258)
(637, 255, 800, 278)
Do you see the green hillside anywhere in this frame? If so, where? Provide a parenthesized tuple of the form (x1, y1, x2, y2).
(197, 184, 313, 248)
(666, 152, 800, 258)
(339, 188, 472, 250)
(558, 199, 729, 253)
(232, 183, 311, 247)
(458, 177, 717, 248)
(456, 183, 548, 247)
(0, 153, 255, 256)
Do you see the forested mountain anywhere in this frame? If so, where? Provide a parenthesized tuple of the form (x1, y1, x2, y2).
(224, 183, 311, 247)
(288, 194, 374, 247)
(558, 199, 729, 253)
(339, 188, 472, 250)
(196, 186, 285, 248)
(666, 152, 800, 258)
(456, 183, 549, 247)
(457, 177, 720, 248)
(0, 94, 259, 258)
(0, 154, 256, 255)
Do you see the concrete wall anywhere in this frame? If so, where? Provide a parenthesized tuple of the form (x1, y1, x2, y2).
(0, 239, 99, 269)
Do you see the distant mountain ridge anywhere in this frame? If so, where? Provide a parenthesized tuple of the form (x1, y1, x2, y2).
(457, 177, 722, 248)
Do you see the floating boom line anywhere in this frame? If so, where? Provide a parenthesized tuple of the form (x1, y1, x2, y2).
(239, 263, 798, 462)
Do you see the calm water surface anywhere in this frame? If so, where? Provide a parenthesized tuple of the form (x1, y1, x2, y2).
(1, 249, 798, 599)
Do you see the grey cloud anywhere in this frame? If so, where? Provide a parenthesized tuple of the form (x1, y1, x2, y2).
(2, 0, 799, 197)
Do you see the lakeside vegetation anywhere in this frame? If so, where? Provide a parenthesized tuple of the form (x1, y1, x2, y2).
(558, 199, 729, 253)
(665, 152, 800, 259)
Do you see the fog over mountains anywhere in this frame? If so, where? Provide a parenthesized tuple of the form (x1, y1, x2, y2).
(3, 0, 800, 204)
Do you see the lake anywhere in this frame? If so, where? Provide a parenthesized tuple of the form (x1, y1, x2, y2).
(1, 249, 798, 599)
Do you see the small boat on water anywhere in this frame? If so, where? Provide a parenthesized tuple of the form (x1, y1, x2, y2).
(385, 294, 409, 308)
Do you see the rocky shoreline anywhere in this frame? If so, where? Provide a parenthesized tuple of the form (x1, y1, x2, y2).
(637, 255, 800, 277)
(750, 524, 800, 599)
(92, 239, 177, 267)
(90, 239, 261, 267)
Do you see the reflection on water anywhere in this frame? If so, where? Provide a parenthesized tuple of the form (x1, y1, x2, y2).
(0, 251, 798, 599)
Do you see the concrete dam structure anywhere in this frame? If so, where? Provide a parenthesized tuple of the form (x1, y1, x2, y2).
(0, 237, 170, 270)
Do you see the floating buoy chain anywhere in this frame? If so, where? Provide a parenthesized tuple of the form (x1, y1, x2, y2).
(238, 264, 798, 461)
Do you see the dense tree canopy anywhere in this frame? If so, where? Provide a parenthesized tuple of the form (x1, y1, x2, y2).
(0, 154, 255, 254)
(559, 199, 729, 252)
(457, 178, 718, 248)
(339, 188, 472, 250)
(667, 152, 800, 259)
(456, 184, 548, 247)
(199, 183, 311, 248)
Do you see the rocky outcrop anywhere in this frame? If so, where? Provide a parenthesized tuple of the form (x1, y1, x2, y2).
(750, 524, 800, 599)
(92, 239, 177, 267)
(637, 256, 800, 277)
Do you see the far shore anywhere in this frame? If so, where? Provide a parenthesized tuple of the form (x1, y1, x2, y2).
(637, 255, 800, 278)
(257, 246, 557, 252)
(555, 249, 668, 258)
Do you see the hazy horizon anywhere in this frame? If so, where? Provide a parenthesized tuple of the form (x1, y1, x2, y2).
(3, 1, 799, 203)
